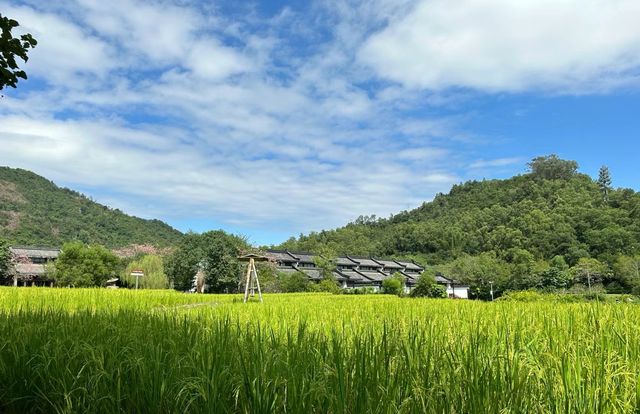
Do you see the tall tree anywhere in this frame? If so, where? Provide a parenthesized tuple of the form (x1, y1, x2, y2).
(597, 165, 612, 203)
(313, 246, 337, 280)
(0, 14, 37, 91)
(122, 254, 169, 289)
(0, 238, 10, 280)
(527, 154, 578, 180)
(571, 258, 609, 291)
(165, 230, 248, 293)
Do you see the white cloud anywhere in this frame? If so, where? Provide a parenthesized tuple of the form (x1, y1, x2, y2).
(359, 0, 640, 92)
(469, 157, 523, 169)
(0, 0, 534, 241)
(0, 114, 454, 233)
(1, 4, 116, 84)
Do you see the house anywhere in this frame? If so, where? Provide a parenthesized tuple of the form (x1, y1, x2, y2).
(7, 246, 60, 286)
(265, 249, 470, 297)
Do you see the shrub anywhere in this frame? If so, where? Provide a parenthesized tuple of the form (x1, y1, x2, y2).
(309, 279, 342, 294)
(497, 290, 547, 302)
(382, 277, 403, 296)
(278, 271, 310, 293)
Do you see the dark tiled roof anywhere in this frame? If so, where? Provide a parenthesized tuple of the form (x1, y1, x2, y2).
(266, 250, 298, 262)
(292, 253, 315, 264)
(13, 263, 47, 276)
(395, 260, 423, 271)
(347, 256, 382, 268)
(10, 246, 60, 259)
(356, 270, 385, 282)
(336, 257, 359, 266)
(372, 259, 403, 269)
(435, 274, 453, 284)
(336, 270, 367, 282)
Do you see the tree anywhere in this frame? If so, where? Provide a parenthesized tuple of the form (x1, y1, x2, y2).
(1, 14, 37, 91)
(614, 255, 640, 294)
(309, 278, 342, 294)
(53, 242, 121, 287)
(164, 230, 248, 293)
(447, 253, 511, 300)
(571, 258, 609, 291)
(122, 254, 169, 289)
(597, 165, 612, 203)
(382, 272, 405, 296)
(527, 154, 578, 180)
(278, 270, 309, 292)
(313, 246, 337, 280)
(0, 238, 10, 281)
(411, 270, 447, 298)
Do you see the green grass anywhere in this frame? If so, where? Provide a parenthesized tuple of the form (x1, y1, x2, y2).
(1, 288, 640, 413)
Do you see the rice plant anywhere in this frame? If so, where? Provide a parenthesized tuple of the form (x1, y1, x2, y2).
(1, 288, 640, 413)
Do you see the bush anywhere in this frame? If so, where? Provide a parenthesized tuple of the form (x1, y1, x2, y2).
(382, 277, 403, 296)
(309, 279, 342, 294)
(411, 283, 447, 298)
(53, 242, 121, 287)
(344, 287, 378, 295)
(279, 271, 309, 293)
(497, 290, 547, 302)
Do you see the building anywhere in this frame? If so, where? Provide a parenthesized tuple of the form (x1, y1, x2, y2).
(265, 250, 470, 298)
(7, 246, 60, 287)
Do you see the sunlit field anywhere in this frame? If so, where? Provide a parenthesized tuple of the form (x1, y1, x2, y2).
(2, 288, 640, 413)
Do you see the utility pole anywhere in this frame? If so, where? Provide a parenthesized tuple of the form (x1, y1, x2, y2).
(489, 281, 494, 301)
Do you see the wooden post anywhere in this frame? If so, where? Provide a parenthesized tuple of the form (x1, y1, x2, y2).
(252, 259, 263, 302)
(243, 259, 252, 303)
(243, 258, 263, 303)
(240, 253, 267, 303)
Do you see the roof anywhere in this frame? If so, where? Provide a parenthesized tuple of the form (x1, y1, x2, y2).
(238, 253, 270, 262)
(355, 270, 385, 282)
(9, 246, 60, 259)
(336, 256, 359, 266)
(347, 256, 382, 268)
(13, 263, 47, 276)
(336, 270, 367, 282)
(294, 267, 323, 280)
(265, 250, 298, 262)
(372, 259, 404, 270)
(292, 252, 315, 264)
(395, 260, 423, 271)
(435, 275, 453, 284)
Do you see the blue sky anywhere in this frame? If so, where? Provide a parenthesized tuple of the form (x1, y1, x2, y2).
(1, 0, 639, 246)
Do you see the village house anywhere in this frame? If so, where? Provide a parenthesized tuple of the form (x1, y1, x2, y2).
(7, 246, 60, 287)
(265, 250, 470, 298)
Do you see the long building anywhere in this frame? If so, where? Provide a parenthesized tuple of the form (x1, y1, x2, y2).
(265, 250, 469, 298)
(7, 246, 60, 286)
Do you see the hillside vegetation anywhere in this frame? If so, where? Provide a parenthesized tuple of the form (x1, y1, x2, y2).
(279, 156, 640, 296)
(0, 167, 182, 248)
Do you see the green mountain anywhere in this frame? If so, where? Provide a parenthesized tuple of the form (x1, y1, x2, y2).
(278, 156, 640, 295)
(0, 167, 182, 248)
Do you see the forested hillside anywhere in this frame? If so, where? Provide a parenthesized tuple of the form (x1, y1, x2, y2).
(278, 156, 640, 296)
(0, 167, 182, 247)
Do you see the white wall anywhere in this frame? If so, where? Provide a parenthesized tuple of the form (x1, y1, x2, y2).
(447, 284, 469, 299)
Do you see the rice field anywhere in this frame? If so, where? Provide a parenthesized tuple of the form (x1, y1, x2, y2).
(1, 288, 640, 413)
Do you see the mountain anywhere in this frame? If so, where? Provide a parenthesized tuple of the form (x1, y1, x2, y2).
(278, 156, 640, 276)
(0, 167, 182, 248)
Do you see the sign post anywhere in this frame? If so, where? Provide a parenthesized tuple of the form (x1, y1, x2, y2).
(131, 269, 144, 289)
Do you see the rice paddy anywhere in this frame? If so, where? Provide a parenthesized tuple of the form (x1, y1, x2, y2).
(1, 288, 640, 413)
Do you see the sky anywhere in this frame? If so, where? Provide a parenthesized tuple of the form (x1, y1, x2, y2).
(1, 0, 639, 246)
